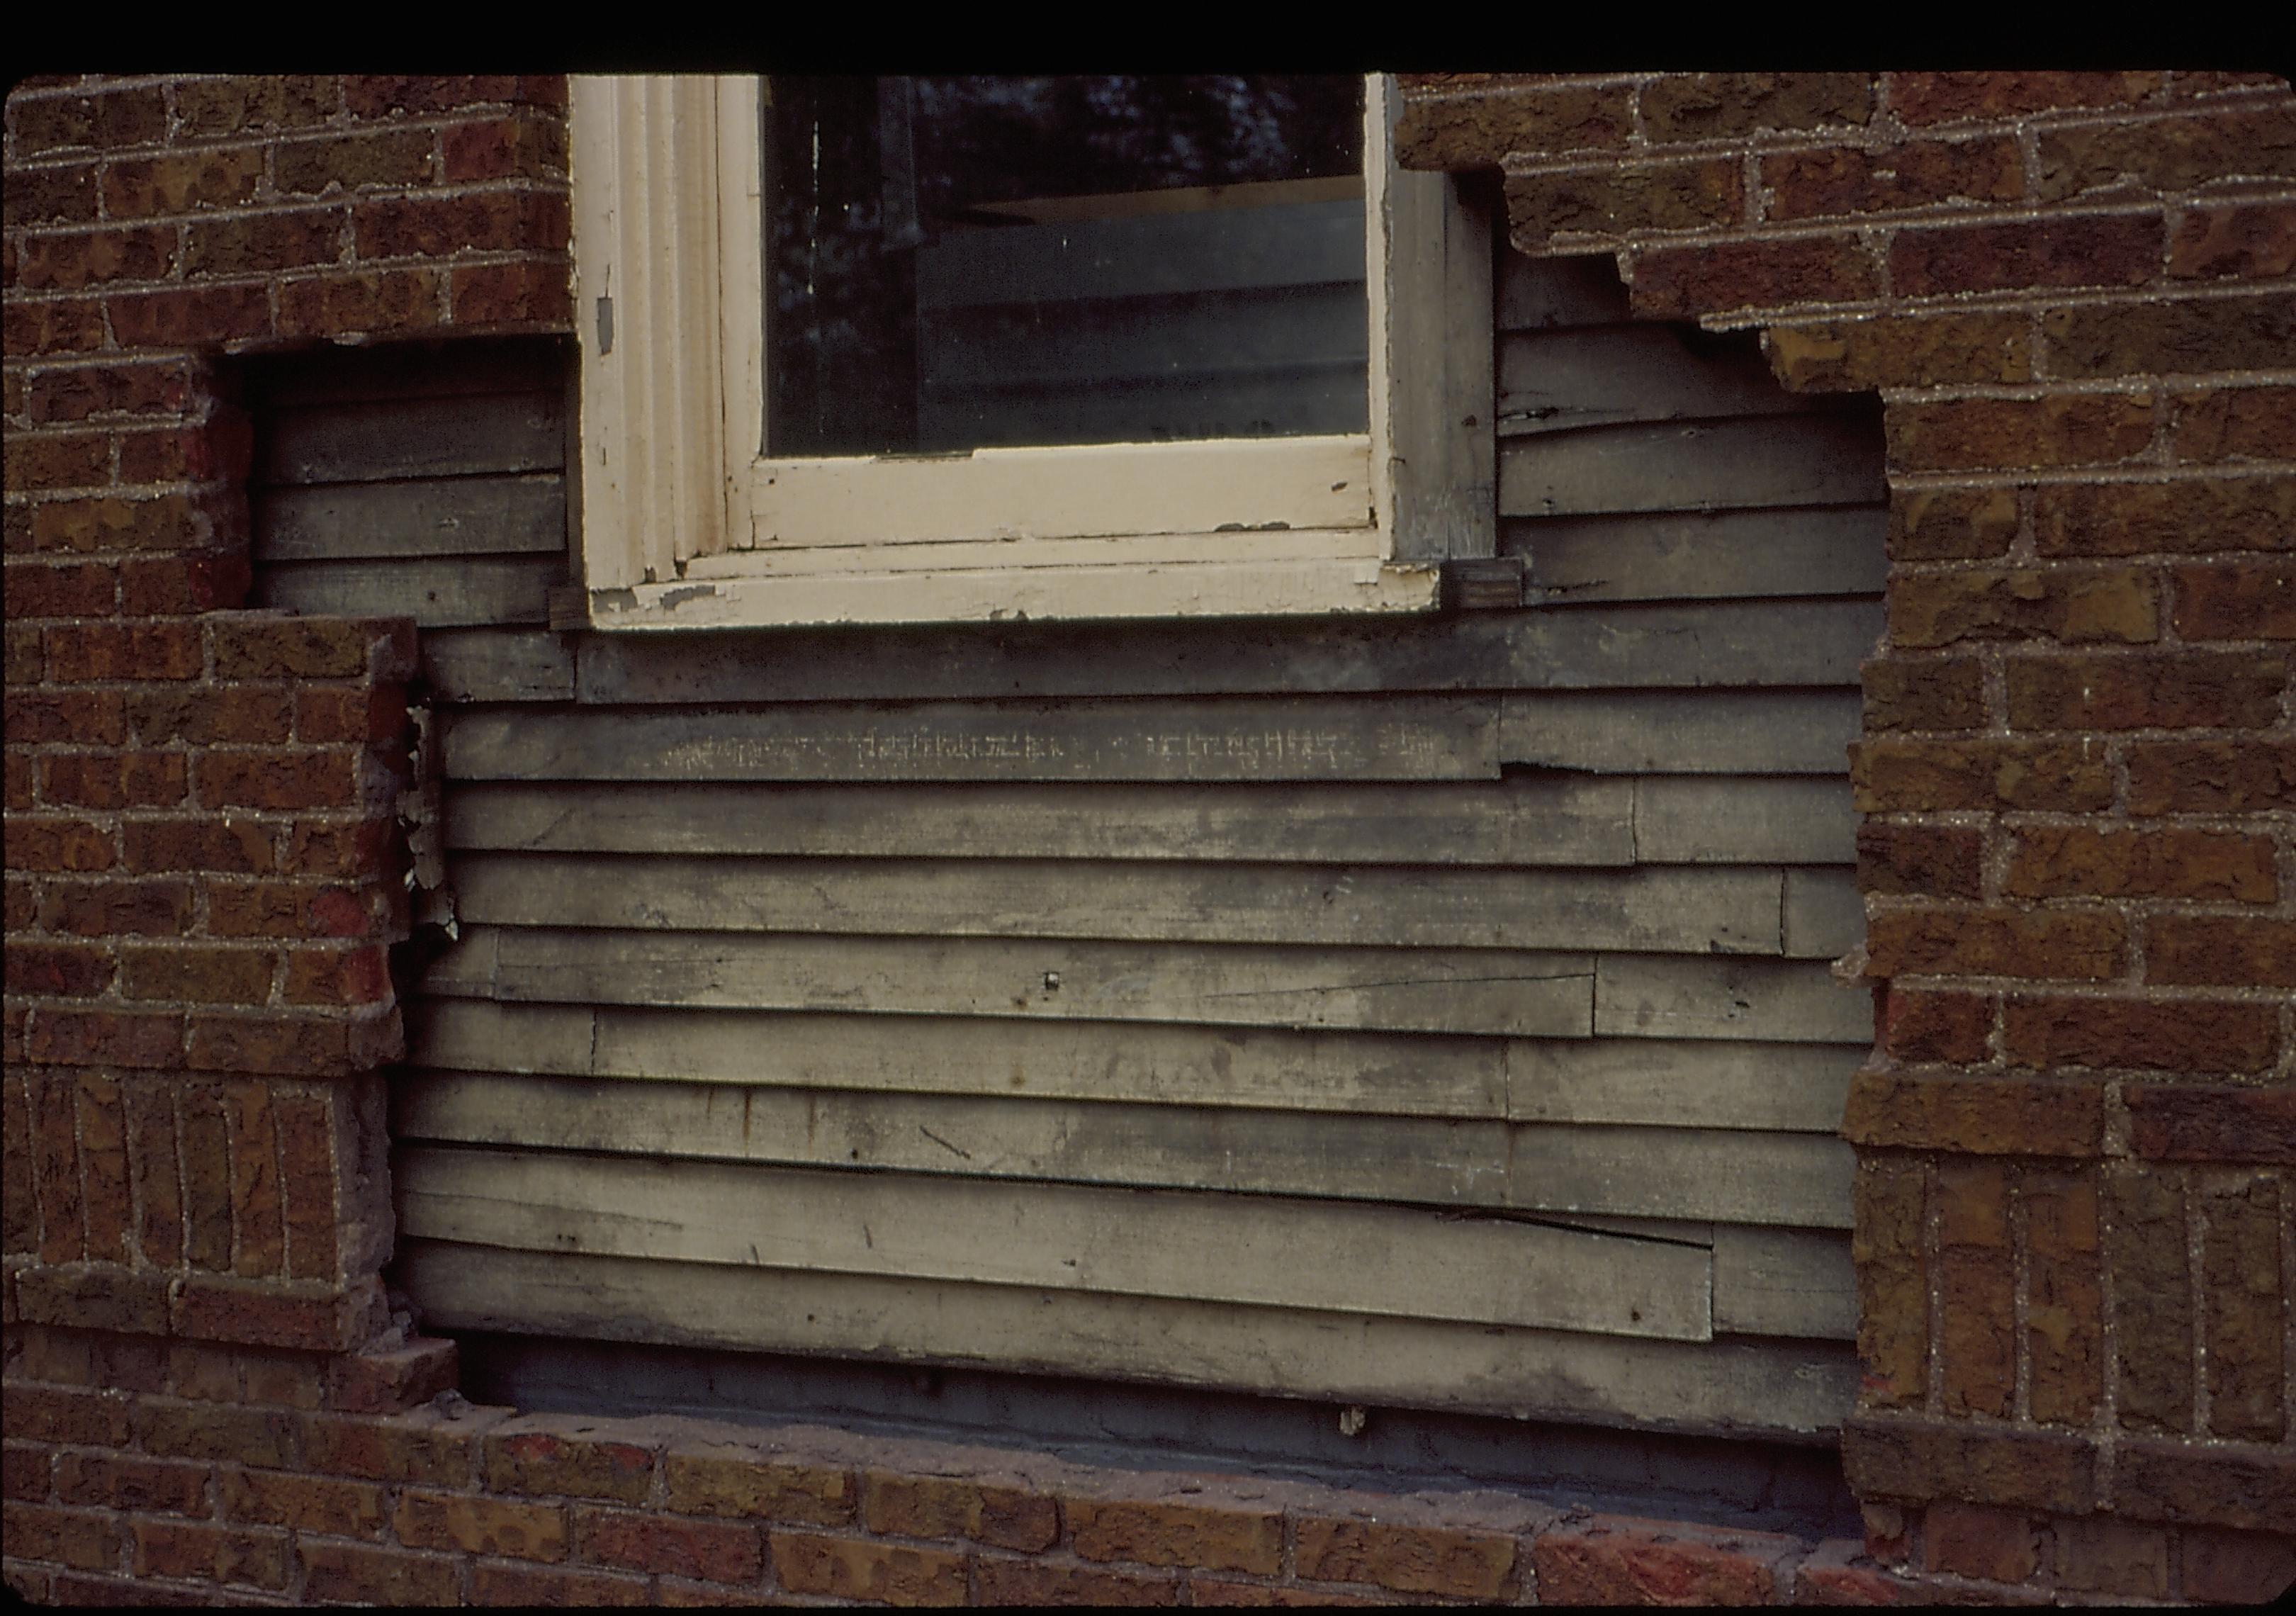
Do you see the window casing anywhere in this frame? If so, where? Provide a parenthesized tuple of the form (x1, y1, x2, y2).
(566, 76, 1492, 630)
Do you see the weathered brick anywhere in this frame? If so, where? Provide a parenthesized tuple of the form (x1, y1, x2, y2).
(5, 689, 125, 746)
(2111, 1440, 2296, 1532)
(278, 266, 449, 338)
(1879, 987, 1992, 1065)
(6, 560, 117, 617)
(1922, 1502, 2038, 1583)
(6, 817, 116, 874)
(274, 129, 433, 194)
(2175, 560, 2296, 639)
(118, 946, 277, 1004)
(39, 751, 188, 809)
(1293, 1515, 1517, 1598)
(2105, 1167, 2195, 1434)
(130, 1517, 289, 1589)
(1852, 738, 2115, 812)
(1533, 1514, 1790, 1605)
(1505, 158, 1739, 240)
(471, 1561, 651, 1605)
(1866, 907, 2125, 980)
(2126, 737, 2296, 812)
(1937, 1162, 2015, 1418)
(283, 944, 392, 1006)
(35, 877, 193, 938)
(1767, 311, 2027, 392)
(860, 1469, 1058, 1552)
(186, 1009, 403, 1077)
(11, 225, 176, 291)
(4, 1503, 118, 1571)
(2180, 1526, 2296, 1605)
(2005, 994, 2278, 1074)
(440, 113, 569, 183)
(1857, 824, 1983, 898)
(2128, 1083, 2296, 1164)
(1629, 235, 1880, 318)
(394, 1489, 568, 1559)
(174, 76, 339, 137)
(1891, 71, 2161, 127)
(3, 1443, 52, 1504)
(1893, 212, 2163, 296)
(1399, 82, 1633, 171)
(5, 943, 116, 998)
(487, 1424, 657, 1503)
(301, 1410, 480, 1486)
(1887, 393, 2156, 472)
(1765, 136, 2022, 224)
(1842, 1069, 2103, 1156)
(1862, 654, 1986, 730)
(298, 1540, 463, 1605)
(31, 493, 213, 556)
(577, 1508, 760, 1581)
(665, 1442, 853, 1524)
(1840, 1415, 2095, 1513)
(26, 1007, 184, 1069)
(2043, 288, 2296, 378)
(1852, 1159, 1926, 1408)
(43, 620, 203, 682)
(1641, 73, 1874, 142)
(184, 208, 348, 276)
(1069, 1496, 1283, 1575)
(2023, 1172, 2103, 1426)
(106, 283, 274, 348)
(4, 160, 100, 226)
(16, 1262, 171, 1335)
(2006, 649, 2287, 729)
(2202, 1177, 2285, 1442)
(53, 1452, 206, 1515)
(2008, 824, 2277, 902)
(26, 358, 196, 425)
(353, 191, 568, 259)
(974, 1554, 1181, 1606)
(2175, 384, 2296, 461)
(122, 819, 274, 875)
(449, 258, 573, 325)
(2035, 103, 2296, 200)
(2148, 916, 2296, 992)
(2171, 198, 2296, 279)
(5, 1386, 130, 1447)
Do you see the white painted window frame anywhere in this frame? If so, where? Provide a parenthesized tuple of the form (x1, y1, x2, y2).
(568, 74, 1491, 631)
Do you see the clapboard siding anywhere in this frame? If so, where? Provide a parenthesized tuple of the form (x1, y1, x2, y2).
(249, 260, 1881, 1440)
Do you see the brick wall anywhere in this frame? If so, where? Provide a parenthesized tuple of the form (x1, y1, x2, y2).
(7, 72, 2294, 1607)
(1400, 70, 2295, 1603)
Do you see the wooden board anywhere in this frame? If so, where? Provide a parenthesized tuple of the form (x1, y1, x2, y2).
(257, 556, 561, 629)
(1594, 955, 1873, 1045)
(398, 1243, 1858, 1436)
(1502, 1124, 1854, 1229)
(254, 475, 566, 561)
(421, 926, 1599, 1039)
(421, 630, 577, 705)
(257, 391, 565, 485)
(444, 697, 1502, 784)
(1633, 778, 1857, 865)
(405, 999, 1512, 1118)
(395, 1147, 1713, 1340)
(1499, 690, 1860, 775)
(393, 1073, 1514, 1208)
(1713, 1226, 1857, 1341)
(249, 340, 567, 408)
(1507, 508, 1888, 604)
(1497, 325, 1805, 437)
(568, 597, 1883, 705)
(1506, 1039, 1858, 1132)
(441, 776, 1638, 867)
(447, 853, 1787, 957)
(1784, 868, 1865, 960)
(1499, 415, 1888, 520)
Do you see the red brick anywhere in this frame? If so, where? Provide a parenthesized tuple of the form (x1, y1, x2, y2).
(120, 551, 252, 618)
(106, 282, 274, 348)
(576, 1508, 760, 1581)
(394, 1489, 568, 1559)
(2201, 1177, 2286, 1442)
(2180, 1526, 2296, 1605)
(2042, 288, 2296, 380)
(1398, 82, 1634, 170)
(974, 1554, 1181, 1606)
(1857, 824, 1983, 899)
(451, 259, 573, 326)
(118, 946, 277, 1004)
(1842, 1069, 2103, 1156)
(46, 1572, 208, 1607)
(340, 74, 536, 117)
(5, 817, 116, 872)
(187, 1008, 403, 1077)
(2176, 384, 2296, 462)
(183, 208, 348, 276)
(327, 1336, 457, 1413)
(488, 1424, 658, 1503)
(1763, 137, 2022, 222)
(76, 1071, 128, 1262)
(174, 76, 339, 138)
(174, 1272, 384, 1350)
(39, 751, 188, 809)
(4, 1386, 130, 1447)
(2023, 1172, 2103, 1426)
(6, 561, 117, 617)
(3, 1444, 52, 1504)
(2004, 994, 2277, 1074)
(2007, 824, 2277, 902)
(2035, 103, 2296, 201)
(1792, 1537, 1917, 1605)
(299, 1539, 463, 1605)
(769, 1530, 964, 1603)
(1182, 1578, 1385, 1607)
(219, 1469, 386, 1533)
(223, 1079, 283, 1277)
(1533, 1514, 1791, 1605)
(1628, 235, 1880, 318)
(1640, 73, 1874, 141)
(277, 1094, 342, 1282)
(13, 225, 179, 295)
(52, 1452, 206, 1515)
(122, 819, 274, 875)
(124, 1079, 185, 1265)
(2175, 560, 2296, 639)
(179, 1083, 233, 1270)
(283, 944, 393, 1006)
(1866, 907, 2125, 980)
(1921, 1501, 2038, 1582)
(1841, 1414, 2096, 1513)
(664, 1442, 854, 1523)
(131, 1397, 296, 1468)
(208, 615, 412, 680)
(2105, 1166, 2196, 1434)
(1862, 654, 1986, 730)
(26, 358, 198, 425)
(35, 876, 194, 937)
(16, 1262, 171, 1335)
(2126, 737, 2296, 812)
(1893, 213, 2162, 296)
(1887, 394, 2156, 473)
(2005, 649, 2287, 729)
(472, 1561, 651, 1605)
(4, 161, 100, 226)
(1851, 739, 2115, 812)
(5, 689, 125, 745)
(296, 682, 407, 744)
(354, 191, 568, 259)
(441, 115, 570, 183)
(1504, 158, 1740, 240)
(1878, 987, 1992, 1065)
(2037, 476, 2295, 556)
(2128, 1083, 2296, 1163)
(130, 1517, 290, 1589)
(1293, 1515, 1518, 1598)
(2171, 198, 2296, 279)
(27, 1007, 184, 1068)
(5, 943, 116, 998)
(1890, 71, 2161, 126)
(278, 266, 448, 338)
(301, 1409, 485, 1486)
(28, 493, 213, 560)
(860, 1469, 1059, 1552)
(3, 1503, 118, 1571)
(42, 620, 203, 681)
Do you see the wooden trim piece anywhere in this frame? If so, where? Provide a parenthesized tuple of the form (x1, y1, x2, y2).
(400, 1243, 1858, 1435)
(396, 1147, 1713, 1340)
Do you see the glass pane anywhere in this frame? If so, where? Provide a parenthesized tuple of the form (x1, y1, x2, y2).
(767, 76, 1366, 458)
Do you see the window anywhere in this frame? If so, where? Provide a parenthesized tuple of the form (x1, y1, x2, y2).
(565, 75, 1493, 629)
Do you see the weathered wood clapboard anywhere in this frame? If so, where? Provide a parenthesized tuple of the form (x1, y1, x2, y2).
(249, 251, 1881, 1441)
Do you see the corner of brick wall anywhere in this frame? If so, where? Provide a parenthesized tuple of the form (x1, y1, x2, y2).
(1400, 69, 2296, 1605)
(4, 74, 578, 1600)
